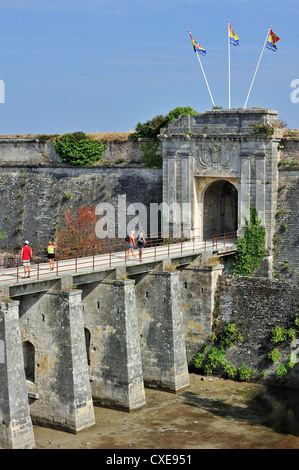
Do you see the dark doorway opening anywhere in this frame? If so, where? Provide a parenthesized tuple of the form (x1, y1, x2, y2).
(84, 328, 91, 366)
(203, 180, 238, 238)
(23, 340, 35, 382)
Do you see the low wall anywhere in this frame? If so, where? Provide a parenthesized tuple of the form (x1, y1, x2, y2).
(0, 138, 162, 251)
(0, 138, 142, 165)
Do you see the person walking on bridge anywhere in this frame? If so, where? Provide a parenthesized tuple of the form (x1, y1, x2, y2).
(126, 231, 136, 259)
(137, 232, 146, 261)
(20, 240, 32, 278)
(47, 240, 57, 271)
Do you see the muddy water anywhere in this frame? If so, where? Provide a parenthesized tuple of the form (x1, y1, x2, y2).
(33, 374, 299, 450)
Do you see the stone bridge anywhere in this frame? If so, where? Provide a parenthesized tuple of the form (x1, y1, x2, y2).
(1, 108, 283, 448)
(0, 237, 235, 449)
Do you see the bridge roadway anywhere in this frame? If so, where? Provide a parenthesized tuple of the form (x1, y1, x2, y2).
(0, 237, 236, 293)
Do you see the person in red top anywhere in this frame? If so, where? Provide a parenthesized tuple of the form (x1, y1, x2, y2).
(20, 240, 32, 278)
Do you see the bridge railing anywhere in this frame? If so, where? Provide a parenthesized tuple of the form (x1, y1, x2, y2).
(0, 231, 237, 284)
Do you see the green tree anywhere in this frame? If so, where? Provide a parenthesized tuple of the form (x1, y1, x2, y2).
(130, 106, 198, 141)
(163, 106, 198, 126)
(232, 205, 266, 276)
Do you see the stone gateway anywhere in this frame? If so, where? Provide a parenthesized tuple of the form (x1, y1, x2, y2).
(160, 108, 281, 264)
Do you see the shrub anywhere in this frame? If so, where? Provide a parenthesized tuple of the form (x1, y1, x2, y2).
(192, 323, 244, 377)
(193, 351, 205, 369)
(268, 348, 281, 363)
(54, 132, 107, 166)
(233, 205, 265, 276)
(219, 323, 243, 347)
(238, 362, 253, 381)
(226, 365, 237, 378)
(130, 106, 198, 141)
(276, 364, 288, 379)
(163, 106, 198, 126)
(140, 141, 162, 167)
(271, 326, 288, 344)
(249, 123, 275, 135)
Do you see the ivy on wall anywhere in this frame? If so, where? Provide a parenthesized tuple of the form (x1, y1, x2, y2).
(232, 205, 266, 276)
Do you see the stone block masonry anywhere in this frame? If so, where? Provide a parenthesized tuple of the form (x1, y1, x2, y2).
(273, 166, 299, 279)
(133, 271, 189, 392)
(0, 141, 162, 250)
(0, 300, 35, 449)
(160, 109, 281, 251)
(17, 289, 95, 433)
(81, 279, 146, 411)
(2, 249, 299, 449)
(214, 276, 299, 387)
(180, 263, 224, 359)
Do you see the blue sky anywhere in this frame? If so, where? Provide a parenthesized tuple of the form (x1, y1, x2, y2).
(0, 0, 298, 134)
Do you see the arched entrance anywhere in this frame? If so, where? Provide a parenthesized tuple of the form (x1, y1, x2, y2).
(203, 180, 238, 238)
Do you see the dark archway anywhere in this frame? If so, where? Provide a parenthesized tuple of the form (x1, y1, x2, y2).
(84, 328, 91, 366)
(22, 340, 35, 382)
(203, 180, 238, 238)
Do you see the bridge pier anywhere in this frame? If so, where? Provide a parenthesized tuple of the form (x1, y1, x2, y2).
(134, 270, 190, 392)
(81, 279, 146, 411)
(0, 300, 35, 449)
(180, 264, 224, 359)
(18, 289, 95, 433)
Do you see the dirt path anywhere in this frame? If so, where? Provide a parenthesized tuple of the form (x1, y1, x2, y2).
(33, 374, 299, 450)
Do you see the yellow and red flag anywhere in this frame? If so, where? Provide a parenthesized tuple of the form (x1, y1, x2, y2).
(229, 25, 239, 46)
(266, 29, 280, 51)
(189, 31, 206, 56)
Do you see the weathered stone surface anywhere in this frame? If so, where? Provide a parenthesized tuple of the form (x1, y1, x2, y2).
(273, 167, 299, 279)
(0, 163, 162, 250)
(17, 289, 95, 433)
(214, 276, 299, 387)
(81, 279, 146, 411)
(160, 109, 281, 252)
(134, 271, 189, 392)
(180, 264, 224, 359)
(0, 300, 35, 449)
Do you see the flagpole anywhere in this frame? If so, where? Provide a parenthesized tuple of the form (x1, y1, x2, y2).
(228, 20, 231, 109)
(195, 52, 216, 108)
(244, 25, 271, 109)
(188, 30, 215, 108)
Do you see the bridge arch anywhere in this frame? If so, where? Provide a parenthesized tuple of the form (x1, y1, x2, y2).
(203, 180, 238, 238)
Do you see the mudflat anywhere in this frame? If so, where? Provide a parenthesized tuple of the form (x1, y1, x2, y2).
(33, 373, 299, 450)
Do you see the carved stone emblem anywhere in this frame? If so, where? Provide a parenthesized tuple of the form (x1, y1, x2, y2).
(196, 142, 238, 171)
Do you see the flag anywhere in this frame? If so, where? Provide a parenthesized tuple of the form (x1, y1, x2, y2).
(266, 29, 280, 51)
(229, 24, 239, 46)
(189, 31, 207, 56)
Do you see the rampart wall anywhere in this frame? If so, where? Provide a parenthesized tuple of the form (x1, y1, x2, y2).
(274, 168, 299, 278)
(1, 136, 299, 278)
(1, 127, 299, 449)
(0, 139, 161, 250)
(214, 275, 299, 387)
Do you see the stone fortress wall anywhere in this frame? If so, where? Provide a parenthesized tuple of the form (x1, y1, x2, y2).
(1, 109, 299, 448)
(0, 138, 161, 250)
(0, 124, 299, 281)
